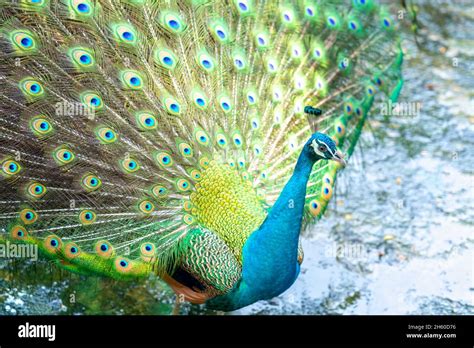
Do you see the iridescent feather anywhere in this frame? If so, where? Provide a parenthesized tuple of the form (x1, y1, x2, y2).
(0, 0, 403, 308)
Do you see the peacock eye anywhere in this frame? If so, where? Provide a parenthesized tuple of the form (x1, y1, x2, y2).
(319, 145, 326, 152)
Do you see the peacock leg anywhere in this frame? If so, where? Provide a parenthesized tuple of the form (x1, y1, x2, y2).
(172, 296, 181, 316)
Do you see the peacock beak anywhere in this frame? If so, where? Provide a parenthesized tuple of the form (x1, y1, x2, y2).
(332, 150, 347, 167)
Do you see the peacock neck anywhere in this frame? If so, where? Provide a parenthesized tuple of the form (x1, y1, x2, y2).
(241, 150, 316, 299)
(207, 149, 318, 311)
(257, 151, 314, 250)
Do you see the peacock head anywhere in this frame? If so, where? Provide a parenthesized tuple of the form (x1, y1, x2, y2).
(305, 132, 346, 167)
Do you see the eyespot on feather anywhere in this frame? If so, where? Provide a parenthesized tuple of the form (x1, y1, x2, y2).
(321, 183, 333, 201)
(19, 208, 38, 225)
(114, 257, 133, 273)
(44, 235, 62, 253)
(120, 157, 140, 173)
(1, 159, 22, 177)
(10, 225, 28, 240)
(26, 182, 47, 199)
(138, 200, 155, 215)
(64, 242, 81, 259)
(95, 240, 114, 258)
(308, 199, 322, 216)
(79, 209, 97, 225)
(30, 116, 53, 137)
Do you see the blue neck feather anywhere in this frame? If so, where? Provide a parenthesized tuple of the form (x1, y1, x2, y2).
(208, 148, 317, 311)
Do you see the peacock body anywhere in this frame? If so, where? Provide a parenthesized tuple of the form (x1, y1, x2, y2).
(0, 0, 403, 311)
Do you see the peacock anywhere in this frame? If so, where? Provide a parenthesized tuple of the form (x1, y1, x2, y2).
(0, 0, 403, 312)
